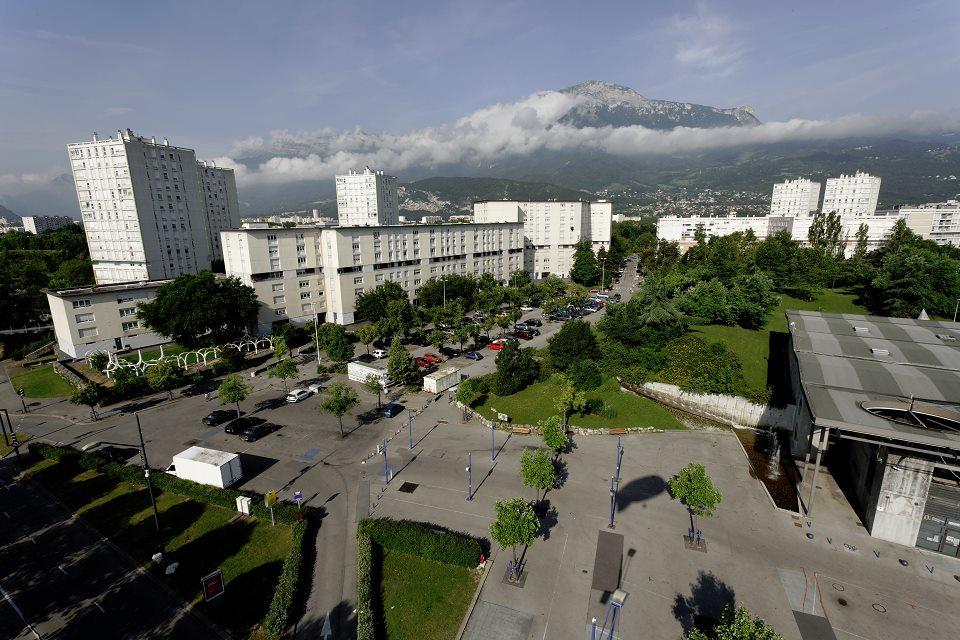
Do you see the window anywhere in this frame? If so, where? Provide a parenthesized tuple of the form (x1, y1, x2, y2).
(75, 312, 95, 323)
(355, 288, 364, 295)
(270, 259, 280, 269)
(273, 295, 286, 304)
(298, 280, 310, 288)
(300, 292, 311, 299)
(275, 308, 286, 316)
(353, 277, 364, 285)
(118, 308, 136, 317)
(297, 257, 307, 265)
(122, 321, 139, 331)
(272, 283, 284, 291)
(267, 234, 277, 242)
(78, 327, 98, 338)
(117, 296, 135, 304)
(72, 299, 91, 309)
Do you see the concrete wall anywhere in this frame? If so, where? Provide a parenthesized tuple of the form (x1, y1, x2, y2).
(628, 381, 797, 430)
(865, 450, 934, 546)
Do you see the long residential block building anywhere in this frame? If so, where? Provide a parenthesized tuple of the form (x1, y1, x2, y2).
(67, 129, 240, 284)
(472, 200, 612, 279)
(222, 222, 525, 330)
(21, 215, 80, 234)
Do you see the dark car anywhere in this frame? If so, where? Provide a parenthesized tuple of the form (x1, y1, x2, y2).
(381, 402, 404, 419)
(202, 410, 234, 426)
(225, 415, 263, 435)
(523, 318, 543, 327)
(440, 346, 461, 358)
(464, 350, 483, 361)
(514, 330, 534, 340)
(240, 422, 278, 442)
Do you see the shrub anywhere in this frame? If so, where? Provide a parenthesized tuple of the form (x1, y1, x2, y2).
(263, 519, 308, 637)
(356, 531, 377, 640)
(356, 518, 482, 568)
(568, 360, 602, 391)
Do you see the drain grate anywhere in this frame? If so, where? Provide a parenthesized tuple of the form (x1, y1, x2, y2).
(398, 482, 419, 494)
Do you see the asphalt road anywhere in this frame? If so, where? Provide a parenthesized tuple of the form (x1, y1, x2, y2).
(0, 460, 220, 640)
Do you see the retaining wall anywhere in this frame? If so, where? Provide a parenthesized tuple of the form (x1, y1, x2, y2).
(623, 381, 796, 430)
(53, 361, 86, 389)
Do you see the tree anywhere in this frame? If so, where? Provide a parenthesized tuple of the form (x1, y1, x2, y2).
(319, 382, 360, 437)
(491, 341, 539, 396)
(272, 336, 290, 361)
(355, 324, 380, 354)
(146, 360, 183, 399)
(325, 325, 355, 362)
(569, 240, 599, 285)
(539, 415, 567, 458)
(489, 498, 540, 581)
(427, 329, 447, 354)
(88, 351, 108, 372)
(520, 448, 556, 503)
(728, 273, 779, 330)
(853, 223, 870, 261)
(380, 297, 416, 339)
(218, 374, 251, 418)
(137, 272, 260, 347)
(555, 376, 587, 427)
(268, 358, 299, 391)
(509, 269, 531, 288)
(568, 359, 602, 391)
(596, 245, 612, 289)
(676, 279, 733, 325)
(452, 325, 471, 353)
(386, 336, 421, 386)
(547, 319, 598, 371)
(71, 383, 105, 420)
(363, 374, 383, 410)
(668, 462, 723, 542)
(688, 605, 784, 640)
(355, 281, 407, 323)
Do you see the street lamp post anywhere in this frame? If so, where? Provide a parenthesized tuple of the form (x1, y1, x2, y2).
(609, 437, 624, 529)
(954, 299, 959, 323)
(407, 410, 413, 450)
(490, 420, 496, 461)
(311, 302, 321, 365)
(466, 452, 473, 501)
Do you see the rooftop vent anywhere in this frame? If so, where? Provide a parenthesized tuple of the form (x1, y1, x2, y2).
(854, 326, 870, 334)
(870, 348, 890, 356)
(936, 334, 957, 342)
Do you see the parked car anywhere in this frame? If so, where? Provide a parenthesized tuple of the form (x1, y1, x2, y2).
(440, 346, 461, 358)
(421, 352, 443, 364)
(520, 303, 534, 312)
(240, 422, 279, 442)
(488, 339, 507, 351)
(371, 348, 387, 359)
(464, 351, 484, 361)
(415, 356, 432, 368)
(514, 330, 534, 340)
(202, 410, 234, 426)
(523, 318, 543, 327)
(225, 416, 263, 435)
(286, 388, 311, 403)
(381, 402, 404, 418)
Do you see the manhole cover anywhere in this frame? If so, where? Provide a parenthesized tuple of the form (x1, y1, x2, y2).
(872, 603, 886, 613)
(398, 482, 419, 494)
(832, 583, 845, 592)
(837, 598, 848, 607)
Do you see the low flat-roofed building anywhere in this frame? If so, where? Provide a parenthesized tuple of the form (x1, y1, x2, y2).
(45, 280, 171, 359)
(787, 310, 960, 550)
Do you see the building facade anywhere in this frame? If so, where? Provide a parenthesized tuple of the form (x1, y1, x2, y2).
(21, 215, 79, 234)
(472, 200, 612, 279)
(822, 171, 881, 216)
(335, 167, 399, 226)
(197, 162, 241, 263)
(655, 213, 772, 253)
(900, 200, 960, 247)
(45, 280, 170, 359)
(770, 178, 821, 217)
(222, 222, 525, 330)
(67, 130, 239, 284)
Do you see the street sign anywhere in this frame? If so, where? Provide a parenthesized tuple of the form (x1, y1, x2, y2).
(265, 490, 278, 506)
(201, 569, 225, 602)
(17, 389, 24, 397)
(294, 490, 302, 506)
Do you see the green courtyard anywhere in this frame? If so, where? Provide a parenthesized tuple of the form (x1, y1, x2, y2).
(10, 364, 75, 398)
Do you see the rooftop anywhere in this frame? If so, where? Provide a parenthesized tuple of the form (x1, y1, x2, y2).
(174, 446, 239, 466)
(45, 279, 173, 298)
(788, 310, 960, 449)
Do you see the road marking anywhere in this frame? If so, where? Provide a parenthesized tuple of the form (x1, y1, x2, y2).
(386, 496, 495, 520)
(58, 565, 67, 575)
(94, 601, 105, 613)
(0, 582, 42, 639)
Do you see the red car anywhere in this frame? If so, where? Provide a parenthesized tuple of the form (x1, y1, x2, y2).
(415, 356, 432, 367)
(421, 352, 442, 364)
(488, 340, 507, 351)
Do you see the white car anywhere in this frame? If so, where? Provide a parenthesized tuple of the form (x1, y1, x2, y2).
(520, 304, 534, 312)
(285, 388, 311, 403)
(371, 349, 387, 359)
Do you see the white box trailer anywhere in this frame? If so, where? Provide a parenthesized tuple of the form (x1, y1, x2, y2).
(166, 446, 243, 489)
(423, 366, 460, 394)
(348, 357, 392, 387)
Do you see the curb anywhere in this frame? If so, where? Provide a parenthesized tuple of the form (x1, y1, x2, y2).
(455, 548, 498, 640)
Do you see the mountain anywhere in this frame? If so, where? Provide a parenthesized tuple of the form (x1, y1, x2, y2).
(398, 177, 594, 216)
(558, 81, 760, 130)
(0, 173, 79, 219)
(0, 204, 20, 224)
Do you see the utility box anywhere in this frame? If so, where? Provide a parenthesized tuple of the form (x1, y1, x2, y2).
(423, 366, 460, 394)
(236, 496, 252, 515)
(165, 447, 243, 488)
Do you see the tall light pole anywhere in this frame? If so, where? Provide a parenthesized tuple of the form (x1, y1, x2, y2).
(954, 299, 959, 323)
(609, 437, 623, 529)
(466, 452, 473, 501)
(310, 301, 321, 364)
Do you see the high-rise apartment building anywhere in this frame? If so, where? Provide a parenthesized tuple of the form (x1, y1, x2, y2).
(197, 161, 240, 263)
(822, 171, 881, 216)
(335, 167, 399, 226)
(67, 129, 239, 284)
(770, 178, 821, 217)
(21, 215, 79, 234)
(472, 200, 612, 278)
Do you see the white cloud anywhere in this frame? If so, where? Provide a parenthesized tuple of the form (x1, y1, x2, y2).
(214, 87, 956, 186)
(670, 3, 745, 75)
(0, 170, 65, 192)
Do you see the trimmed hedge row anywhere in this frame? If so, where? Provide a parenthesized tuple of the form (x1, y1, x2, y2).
(263, 519, 308, 637)
(356, 518, 482, 568)
(28, 442, 300, 525)
(356, 530, 376, 640)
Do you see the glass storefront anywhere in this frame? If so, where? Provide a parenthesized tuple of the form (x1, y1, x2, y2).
(917, 471, 960, 557)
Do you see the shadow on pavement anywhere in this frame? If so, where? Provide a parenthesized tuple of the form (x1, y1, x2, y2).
(238, 453, 279, 482)
(616, 474, 666, 512)
(671, 570, 736, 637)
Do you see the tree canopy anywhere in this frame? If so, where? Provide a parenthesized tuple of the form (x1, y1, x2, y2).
(569, 240, 599, 285)
(489, 498, 540, 579)
(547, 319, 599, 371)
(688, 604, 784, 640)
(491, 340, 539, 396)
(319, 382, 360, 437)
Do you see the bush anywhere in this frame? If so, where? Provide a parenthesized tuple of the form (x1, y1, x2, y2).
(657, 335, 749, 397)
(456, 374, 492, 408)
(568, 360, 602, 391)
(356, 531, 377, 640)
(28, 443, 300, 525)
(263, 520, 308, 637)
(356, 518, 482, 568)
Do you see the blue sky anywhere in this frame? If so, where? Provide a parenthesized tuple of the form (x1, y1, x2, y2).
(1, 0, 958, 185)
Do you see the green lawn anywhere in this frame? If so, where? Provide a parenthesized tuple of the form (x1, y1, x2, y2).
(693, 289, 868, 395)
(26, 458, 292, 638)
(380, 549, 477, 640)
(0, 432, 29, 456)
(10, 365, 75, 398)
(478, 375, 685, 430)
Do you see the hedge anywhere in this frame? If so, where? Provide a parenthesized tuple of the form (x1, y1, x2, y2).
(262, 519, 308, 637)
(356, 530, 376, 640)
(28, 442, 300, 524)
(356, 518, 482, 568)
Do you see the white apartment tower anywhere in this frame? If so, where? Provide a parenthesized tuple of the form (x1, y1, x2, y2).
(822, 171, 881, 216)
(67, 130, 240, 284)
(198, 162, 241, 263)
(335, 167, 399, 226)
(770, 178, 821, 217)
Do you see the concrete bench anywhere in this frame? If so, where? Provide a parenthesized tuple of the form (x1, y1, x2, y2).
(511, 427, 532, 435)
(609, 428, 627, 435)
